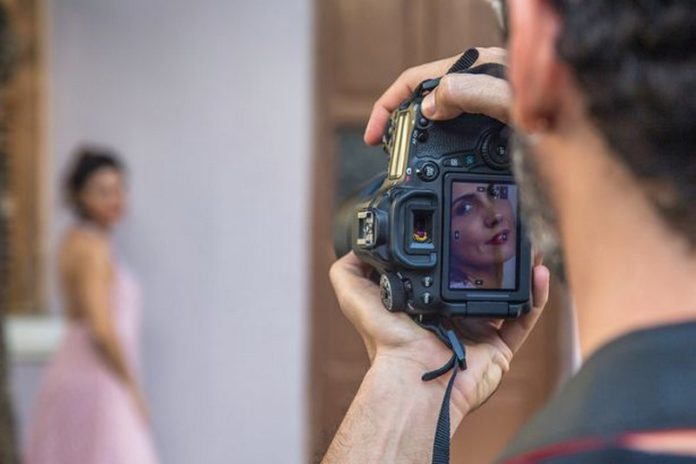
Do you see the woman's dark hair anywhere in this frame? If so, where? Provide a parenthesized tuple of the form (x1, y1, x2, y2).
(549, 0, 696, 245)
(65, 146, 125, 218)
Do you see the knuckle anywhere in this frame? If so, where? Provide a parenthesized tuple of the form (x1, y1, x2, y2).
(401, 63, 427, 82)
(328, 260, 342, 288)
(399, 67, 415, 81)
(530, 300, 547, 316)
(480, 46, 505, 55)
(477, 46, 507, 63)
(438, 74, 457, 103)
(328, 261, 353, 311)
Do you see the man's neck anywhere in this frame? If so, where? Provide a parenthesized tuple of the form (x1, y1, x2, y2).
(538, 127, 696, 358)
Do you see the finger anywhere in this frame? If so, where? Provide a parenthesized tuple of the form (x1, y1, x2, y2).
(421, 73, 511, 123)
(472, 47, 507, 66)
(364, 56, 460, 146)
(337, 251, 370, 275)
(498, 264, 550, 354)
(329, 253, 389, 327)
(365, 47, 509, 145)
(330, 252, 421, 339)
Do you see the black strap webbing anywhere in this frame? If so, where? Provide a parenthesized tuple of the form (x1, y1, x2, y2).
(448, 48, 480, 73)
(419, 325, 467, 464)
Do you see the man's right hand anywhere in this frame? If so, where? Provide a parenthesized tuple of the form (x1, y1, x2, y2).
(363, 47, 510, 146)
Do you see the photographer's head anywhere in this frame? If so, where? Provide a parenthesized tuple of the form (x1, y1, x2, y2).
(506, 0, 696, 351)
(512, 0, 695, 235)
(65, 147, 127, 229)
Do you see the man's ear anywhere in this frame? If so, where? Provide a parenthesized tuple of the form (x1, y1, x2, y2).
(508, 0, 567, 132)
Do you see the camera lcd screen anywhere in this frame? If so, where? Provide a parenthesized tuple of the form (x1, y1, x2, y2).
(448, 181, 518, 290)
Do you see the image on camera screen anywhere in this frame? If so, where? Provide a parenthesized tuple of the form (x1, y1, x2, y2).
(449, 181, 518, 290)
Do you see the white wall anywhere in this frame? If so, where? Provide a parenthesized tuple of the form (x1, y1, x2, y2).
(15, 1, 312, 463)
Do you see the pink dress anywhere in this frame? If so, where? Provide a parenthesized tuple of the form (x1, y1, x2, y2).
(25, 258, 159, 464)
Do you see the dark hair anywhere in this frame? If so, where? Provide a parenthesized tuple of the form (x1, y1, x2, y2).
(65, 146, 125, 218)
(0, 5, 16, 84)
(550, 0, 696, 244)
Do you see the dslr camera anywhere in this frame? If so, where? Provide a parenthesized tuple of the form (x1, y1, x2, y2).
(334, 63, 532, 319)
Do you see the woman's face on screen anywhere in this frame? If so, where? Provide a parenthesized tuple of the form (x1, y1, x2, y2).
(451, 182, 516, 269)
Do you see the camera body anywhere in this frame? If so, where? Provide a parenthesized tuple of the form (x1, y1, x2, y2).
(334, 68, 532, 319)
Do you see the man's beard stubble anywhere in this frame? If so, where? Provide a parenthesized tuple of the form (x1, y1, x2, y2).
(511, 134, 567, 284)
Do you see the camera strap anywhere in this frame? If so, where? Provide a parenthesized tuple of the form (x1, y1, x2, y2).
(448, 48, 480, 73)
(418, 320, 468, 464)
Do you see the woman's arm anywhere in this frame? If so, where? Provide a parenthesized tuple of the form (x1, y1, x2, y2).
(71, 235, 148, 420)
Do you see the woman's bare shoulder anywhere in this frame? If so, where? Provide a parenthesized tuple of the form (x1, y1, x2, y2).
(61, 227, 110, 262)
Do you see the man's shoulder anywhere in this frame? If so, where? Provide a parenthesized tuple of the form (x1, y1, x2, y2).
(498, 321, 696, 463)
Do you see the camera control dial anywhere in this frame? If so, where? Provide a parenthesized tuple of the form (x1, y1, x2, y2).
(380, 273, 406, 312)
(481, 127, 511, 170)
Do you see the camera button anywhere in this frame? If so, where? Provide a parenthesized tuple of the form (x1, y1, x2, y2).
(417, 162, 439, 181)
(403, 279, 413, 293)
(421, 292, 433, 305)
(422, 276, 433, 288)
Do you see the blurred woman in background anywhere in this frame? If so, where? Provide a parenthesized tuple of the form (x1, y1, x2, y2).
(25, 148, 158, 464)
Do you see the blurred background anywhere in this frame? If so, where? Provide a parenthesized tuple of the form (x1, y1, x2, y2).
(0, 0, 573, 463)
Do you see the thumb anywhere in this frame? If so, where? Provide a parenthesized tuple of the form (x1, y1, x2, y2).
(421, 73, 511, 124)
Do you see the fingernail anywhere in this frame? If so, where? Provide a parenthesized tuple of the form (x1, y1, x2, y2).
(422, 93, 435, 117)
